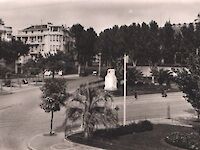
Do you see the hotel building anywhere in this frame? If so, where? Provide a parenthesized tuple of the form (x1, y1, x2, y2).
(0, 19, 12, 42)
(15, 23, 75, 73)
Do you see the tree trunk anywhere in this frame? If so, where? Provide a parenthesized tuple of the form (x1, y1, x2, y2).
(84, 127, 89, 139)
(50, 111, 54, 135)
(78, 64, 81, 76)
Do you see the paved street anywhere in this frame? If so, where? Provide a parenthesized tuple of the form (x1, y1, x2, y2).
(0, 76, 101, 150)
(0, 78, 194, 150)
(114, 92, 194, 122)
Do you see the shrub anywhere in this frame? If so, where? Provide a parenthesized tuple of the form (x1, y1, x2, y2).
(165, 132, 200, 150)
(193, 125, 200, 135)
(135, 120, 153, 132)
(94, 120, 153, 138)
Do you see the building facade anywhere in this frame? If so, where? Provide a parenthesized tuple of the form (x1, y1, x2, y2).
(0, 19, 12, 42)
(15, 23, 75, 73)
(0, 19, 12, 67)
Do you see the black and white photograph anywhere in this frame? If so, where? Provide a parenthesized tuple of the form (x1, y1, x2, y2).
(1, 0, 200, 149)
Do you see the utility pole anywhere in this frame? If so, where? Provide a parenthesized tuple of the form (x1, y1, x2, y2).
(98, 53, 101, 77)
(123, 54, 127, 126)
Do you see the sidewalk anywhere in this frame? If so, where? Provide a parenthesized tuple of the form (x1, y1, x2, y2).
(27, 114, 194, 150)
(28, 131, 104, 150)
(0, 84, 39, 95)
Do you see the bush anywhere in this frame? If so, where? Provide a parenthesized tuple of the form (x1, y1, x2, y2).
(165, 132, 200, 150)
(193, 125, 200, 135)
(135, 120, 153, 132)
(94, 120, 153, 138)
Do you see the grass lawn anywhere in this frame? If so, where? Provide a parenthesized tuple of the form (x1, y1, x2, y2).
(68, 124, 193, 150)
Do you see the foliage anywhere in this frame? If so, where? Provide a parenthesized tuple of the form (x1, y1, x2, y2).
(114, 58, 143, 85)
(23, 59, 40, 75)
(65, 84, 118, 138)
(127, 67, 143, 85)
(70, 24, 97, 66)
(174, 54, 200, 119)
(151, 68, 173, 86)
(40, 78, 68, 112)
(95, 15, 200, 66)
(93, 120, 153, 138)
(0, 39, 29, 64)
(40, 78, 68, 134)
(38, 51, 74, 78)
(0, 65, 12, 78)
(165, 132, 200, 150)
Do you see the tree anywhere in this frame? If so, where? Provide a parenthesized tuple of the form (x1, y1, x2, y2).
(127, 67, 143, 85)
(70, 24, 85, 74)
(175, 54, 200, 119)
(65, 84, 118, 139)
(40, 78, 68, 135)
(151, 68, 172, 86)
(148, 21, 161, 64)
(0, 39, 29, 64)
(84, 28, 97, 66)
(160, 21, 175, 64)
(39, 51, 73, 78)
(23, 59, 40, 76)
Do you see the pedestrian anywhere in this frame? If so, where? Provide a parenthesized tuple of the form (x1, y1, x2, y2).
(162, 89, 167, 97)
(134, 91, 138, 99)
(164, 89, 167, 97)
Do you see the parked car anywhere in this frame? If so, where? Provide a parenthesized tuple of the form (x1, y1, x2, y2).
(44, 70, 52, 76)
(58, 70, 63, 76)
(92, 70, 97, 76)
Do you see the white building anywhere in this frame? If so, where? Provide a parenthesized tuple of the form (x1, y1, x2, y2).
(0, 19, 12, 67)
(15, 23, 75, 73)
(0, 19, 12, 42)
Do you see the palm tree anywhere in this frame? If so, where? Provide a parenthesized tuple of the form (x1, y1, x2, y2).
(65, 84, 118, 139)
(151, 68, 173, 86)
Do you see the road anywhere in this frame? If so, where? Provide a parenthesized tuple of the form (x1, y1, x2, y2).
(0, 76, 101, 150)
(114, 92, 194, 122)
(0, 79, 194, 150)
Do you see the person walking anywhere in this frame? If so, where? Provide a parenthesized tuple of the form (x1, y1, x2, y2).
(134, 91, 138, 100)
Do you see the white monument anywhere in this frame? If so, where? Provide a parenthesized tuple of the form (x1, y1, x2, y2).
(104, 69, 117, 91)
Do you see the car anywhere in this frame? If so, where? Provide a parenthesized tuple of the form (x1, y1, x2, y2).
(92, 70, 97, 76)
(58, 70, 63, 76)
(44, 70, 52, 76)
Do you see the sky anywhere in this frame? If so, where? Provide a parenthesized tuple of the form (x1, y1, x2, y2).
(0, 0, 200, 34)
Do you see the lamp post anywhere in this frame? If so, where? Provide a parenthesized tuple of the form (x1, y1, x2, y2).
(98, 52, 102, 77)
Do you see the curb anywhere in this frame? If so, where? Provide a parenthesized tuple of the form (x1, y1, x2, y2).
(27, 134, 39, 150)
(27, 117, 193, 150)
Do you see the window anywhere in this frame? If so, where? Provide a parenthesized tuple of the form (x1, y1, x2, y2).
(50, 35, 52, 41)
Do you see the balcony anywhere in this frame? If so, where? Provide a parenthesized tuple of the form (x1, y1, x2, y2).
(26, 41, 40, 45)
(29, 50, 38, 55)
